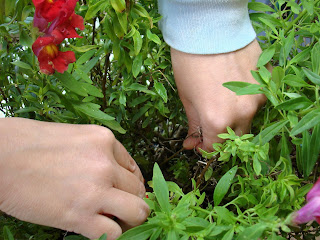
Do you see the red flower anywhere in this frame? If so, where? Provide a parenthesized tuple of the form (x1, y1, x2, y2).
(51, 13, 84, 39)
(32, 36, 76, 74)
(32, 0, 78, 23)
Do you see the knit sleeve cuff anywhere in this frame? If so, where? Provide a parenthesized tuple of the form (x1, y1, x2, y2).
(158, 0, 256, 54)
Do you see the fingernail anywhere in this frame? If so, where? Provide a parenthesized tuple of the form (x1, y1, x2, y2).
(129, 159, 136, 172)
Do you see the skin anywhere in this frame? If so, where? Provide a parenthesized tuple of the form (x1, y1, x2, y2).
(171, 40, 267, 152)
(0, 118, 149, 240)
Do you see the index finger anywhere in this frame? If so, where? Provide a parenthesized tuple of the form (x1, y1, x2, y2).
(113, 139, 144, 183)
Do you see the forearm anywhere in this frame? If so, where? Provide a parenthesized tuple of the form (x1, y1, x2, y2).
(158, 0, 256, 54)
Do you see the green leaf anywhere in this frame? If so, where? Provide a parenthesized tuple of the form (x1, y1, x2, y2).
(3, 226, 14, 240)
(253, 154, 262, 176)
(204, 167, 213, 181)
(110, 0, 126, 13)
(305, 123, 320, 176)
(15, 107, 39, 114)
(74, 102, 114, 121)
(11, 61, 32, 70)
(311, 41, 320, 74)
(222, 229, 234, 240)
(96, 233, 107, 240)
(133, 31, 143, 56)
(85, 0, 107, 20)
(291, 109, 320, 136)
(236, 223, 267, 240)
(117, 224, 156, 240)
(153, 163, 171, 213)
(132, 104, 151, 123)
(257, 45, 275, 67)
(222, 82, 262, 95)
(70, 45, 99, 53)
(275, 97, 313, 111)
(248, 2, 275, 12)
(302, 68, 320, 85)
(132, 3, 153, 27)
(81, 83, 104, 98)
(99, 119, 126, 134)
(282, 74, 310, 88)
(289, 48, 310, 65)
(132, 54, 143, 78)
(19, 30, 33, 48)
(5, 0, 15, 16)
(147, 29, 161, 45)
(213, 166, 238, 206)
(252, 120, 289, 145)
(272, 66, 285, 88)
(154, 80, 167, 103)
(116, 11, 128, 34)
(55, 72, 88, 97)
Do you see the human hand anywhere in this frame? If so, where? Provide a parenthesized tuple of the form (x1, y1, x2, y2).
(171, 40, 267, 152)
(0, 118, 149, 240)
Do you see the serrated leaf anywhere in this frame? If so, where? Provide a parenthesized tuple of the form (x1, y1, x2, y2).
(153, 163, 171, 213)
(213, 166, 238, 206)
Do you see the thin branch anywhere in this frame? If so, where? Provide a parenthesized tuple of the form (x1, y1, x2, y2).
(196, 156, 217, 188)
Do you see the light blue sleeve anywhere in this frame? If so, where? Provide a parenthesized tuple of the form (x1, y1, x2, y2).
(158, 0, 256, 54)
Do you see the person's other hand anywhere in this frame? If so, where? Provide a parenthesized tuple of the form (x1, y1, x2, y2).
(171, 40, 267, 152)
(0, 118, 149, 240)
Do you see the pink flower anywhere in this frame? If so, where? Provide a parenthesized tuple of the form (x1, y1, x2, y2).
(292, 177, 320, 224)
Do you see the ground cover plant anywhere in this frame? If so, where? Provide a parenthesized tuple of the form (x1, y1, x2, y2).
(1, 0, 320, 239)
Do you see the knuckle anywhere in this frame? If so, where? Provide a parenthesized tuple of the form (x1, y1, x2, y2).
(202, 112, 230, 134)
(86, 125, 115, 145)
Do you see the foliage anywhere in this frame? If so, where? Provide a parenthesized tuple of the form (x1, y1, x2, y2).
(1, 0, 320, 239)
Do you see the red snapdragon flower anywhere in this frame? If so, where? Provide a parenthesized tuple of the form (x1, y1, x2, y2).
(32, 36, 76, 74)
(51, 12, 84, 39)
(292, 177, 320, 225)
(32, 0, 77, 23)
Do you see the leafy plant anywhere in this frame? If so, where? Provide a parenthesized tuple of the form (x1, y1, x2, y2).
(1, 0, 320, 239)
